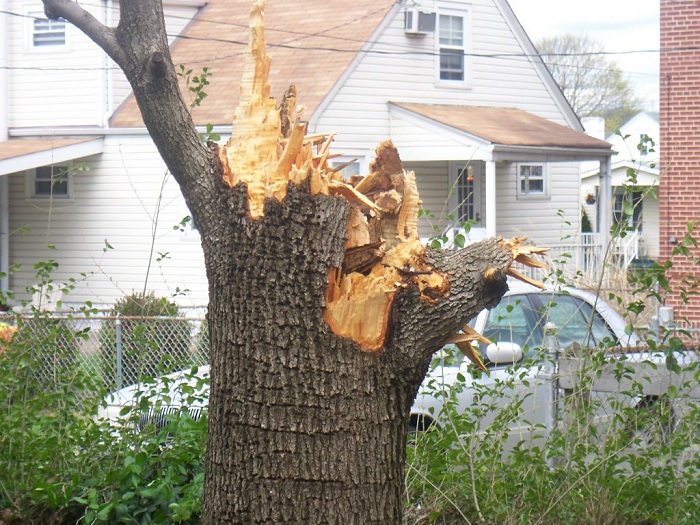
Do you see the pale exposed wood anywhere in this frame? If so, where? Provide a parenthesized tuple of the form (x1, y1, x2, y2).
(506, 267, 545, 289)
(324, 266, 399, 351)
(345, 207, 371, 249)
(461, 324, 492, 346)
(328, 180, 381, 214)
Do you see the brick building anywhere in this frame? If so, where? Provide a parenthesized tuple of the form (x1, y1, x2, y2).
(660, 0, 700, 323)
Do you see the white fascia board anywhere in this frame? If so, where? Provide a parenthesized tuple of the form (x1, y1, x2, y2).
(388, 103, 493, 152)
(0, 138, 104, 176)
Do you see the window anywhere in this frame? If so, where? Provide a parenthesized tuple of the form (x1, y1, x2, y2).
(30, 165, 71, 199)
(438, 14, 465, 82)
(29, 12, 66, 47)
(331, 160, 361, 180)
(516, 163, 547, 197)
(482, 294, 539, 356)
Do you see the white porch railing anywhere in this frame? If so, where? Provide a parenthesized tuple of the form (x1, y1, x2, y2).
(425, 229, 647, 283)
(511, 231, 646, 283)
(612, 230, 642, 268)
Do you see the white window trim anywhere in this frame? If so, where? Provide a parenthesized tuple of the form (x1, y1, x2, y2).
(515, 163, 550, 200)
(434, 6, 472, 88)
(26, 163, 74, 201)
(24, 5, 70, 52)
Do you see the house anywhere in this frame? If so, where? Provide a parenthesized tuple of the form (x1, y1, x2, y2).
(581, 112, 660, 267)
(0, 0, 613, 309)
(659, 0, 700, 324)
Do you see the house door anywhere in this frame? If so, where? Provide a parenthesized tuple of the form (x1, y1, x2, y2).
(450, 161, 482, 226)
(613, 189, 643, 230)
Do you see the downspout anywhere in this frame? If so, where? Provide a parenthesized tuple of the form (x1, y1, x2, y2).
(0, 1, 10, 294)
(598, 156, 612, 253)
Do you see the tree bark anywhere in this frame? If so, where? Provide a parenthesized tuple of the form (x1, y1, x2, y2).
(200, 182, 516, 524)
(41, 0, 544, 523)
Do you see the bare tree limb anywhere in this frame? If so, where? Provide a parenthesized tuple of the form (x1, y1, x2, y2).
(41, 0, 124, 65)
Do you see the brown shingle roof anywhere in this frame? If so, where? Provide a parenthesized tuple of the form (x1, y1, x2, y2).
(111, 0, 397, 128)
(0, 137, 96, 162)
(392, 102, 612, 150)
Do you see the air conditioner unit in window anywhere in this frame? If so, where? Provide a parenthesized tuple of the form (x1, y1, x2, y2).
(404, 8, 436, 36)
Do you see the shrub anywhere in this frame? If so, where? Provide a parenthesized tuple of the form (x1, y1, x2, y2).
(99, 292, 193, 389)
(0, 310, 102, 523)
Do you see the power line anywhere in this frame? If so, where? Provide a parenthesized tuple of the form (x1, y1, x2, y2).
(0, 5, 667, 80)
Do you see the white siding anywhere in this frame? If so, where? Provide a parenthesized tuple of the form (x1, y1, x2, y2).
(312, 0, 582, 248)
(406, 159, 580, 248)
(6, 1, 202, 128)
(495, 161, 580, 248)
(7, 1, 107, 128)
(404, 161, 450, 239)
(8, 135, 208, 307)
(312, 0, 568, 151)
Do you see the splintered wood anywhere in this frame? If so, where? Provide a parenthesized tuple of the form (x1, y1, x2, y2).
(217, 0, 546, 352)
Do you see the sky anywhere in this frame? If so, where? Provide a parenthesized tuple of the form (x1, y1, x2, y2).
(507, 0, 660, 112)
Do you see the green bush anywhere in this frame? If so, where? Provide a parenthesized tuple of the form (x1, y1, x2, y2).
(405, 349, 700, 525)
(0, 329, 208, 524)
(0, 311, 102, 523)
(99, 292, 193, 389)
(81, 368, 208, 525)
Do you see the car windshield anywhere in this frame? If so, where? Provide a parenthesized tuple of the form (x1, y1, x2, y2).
(482, 292, 618, 363)
(533, 293, 618, 348)
(483, 293, 541, 355)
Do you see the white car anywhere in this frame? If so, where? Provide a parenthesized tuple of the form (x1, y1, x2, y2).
(410, 281, 642, 440)
(99, 282, 644, 441)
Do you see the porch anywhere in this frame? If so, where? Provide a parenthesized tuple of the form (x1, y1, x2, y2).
(512, 230, 650, 283)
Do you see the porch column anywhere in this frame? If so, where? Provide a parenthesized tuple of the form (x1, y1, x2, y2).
(485, 160, 497, 237)
(598, 156, 612, 250)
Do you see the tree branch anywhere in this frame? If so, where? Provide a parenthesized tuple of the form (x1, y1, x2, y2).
(41, 0, 124, 65)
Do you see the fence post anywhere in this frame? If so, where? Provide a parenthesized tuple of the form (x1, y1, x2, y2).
(542, 321, 560, 468)
(115, 314, 123, 390)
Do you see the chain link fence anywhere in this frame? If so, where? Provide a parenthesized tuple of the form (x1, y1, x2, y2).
(0, 311, 209, 392)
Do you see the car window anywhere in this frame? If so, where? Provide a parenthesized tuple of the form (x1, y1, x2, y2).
(534, 293, 618, 348)
(482, 294, 540, 356)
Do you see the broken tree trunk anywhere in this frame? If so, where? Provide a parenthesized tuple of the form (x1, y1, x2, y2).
(200, 2, 545, 523)
(38, 0, 545, 521)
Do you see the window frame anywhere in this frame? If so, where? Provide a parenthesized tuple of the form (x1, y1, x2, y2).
(26, 164, 73, 200)
(25, 6, 69, 51)
(435, 7, 471, 87)
(515, 163, 549, 199)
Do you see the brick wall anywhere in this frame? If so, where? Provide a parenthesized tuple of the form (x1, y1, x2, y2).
(660, 0, 700, 323)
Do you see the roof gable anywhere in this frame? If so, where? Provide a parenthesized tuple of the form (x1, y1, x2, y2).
(111, 0, 396, 127)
